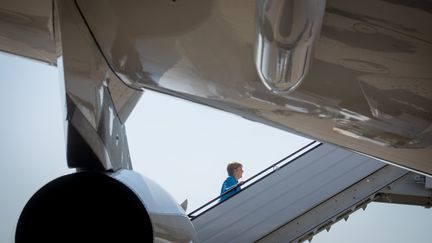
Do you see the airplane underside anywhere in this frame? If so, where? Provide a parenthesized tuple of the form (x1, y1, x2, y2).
(0, 0, 431, 242)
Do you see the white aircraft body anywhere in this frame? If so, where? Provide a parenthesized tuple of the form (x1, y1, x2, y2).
(0, 0, 430, 242)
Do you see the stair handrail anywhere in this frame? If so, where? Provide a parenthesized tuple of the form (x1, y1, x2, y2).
(188, 140, 322, 219)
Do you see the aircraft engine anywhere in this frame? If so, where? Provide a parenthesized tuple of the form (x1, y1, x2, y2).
(15, 169, 198, 242)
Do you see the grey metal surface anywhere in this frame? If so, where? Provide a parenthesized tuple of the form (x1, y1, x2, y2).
(255, 0, 326, 93)
(75, 0, 432, 175)
(375, 172, 432, 208)
(113, 170, 199, 242)
(258, 164, 409, 242)
(192, 143, 405, 243)
(55, 0, 142, 170)
(1, 0, 431, 175)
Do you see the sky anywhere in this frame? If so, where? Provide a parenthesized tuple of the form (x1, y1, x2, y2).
(0, 52, 431, 242)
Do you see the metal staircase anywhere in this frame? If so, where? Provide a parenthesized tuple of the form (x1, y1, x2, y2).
(190, 142, 431, 243)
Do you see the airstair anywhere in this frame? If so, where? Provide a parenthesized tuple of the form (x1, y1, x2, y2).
(189, 142, 431, 242)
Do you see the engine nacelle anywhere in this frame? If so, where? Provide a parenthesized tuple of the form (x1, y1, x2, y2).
(15, 170, 198, 242)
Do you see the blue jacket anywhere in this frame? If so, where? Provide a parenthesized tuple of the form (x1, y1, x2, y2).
(220, 176, 241, 202)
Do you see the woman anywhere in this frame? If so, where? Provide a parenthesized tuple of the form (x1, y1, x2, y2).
(219, 162, 244, 202)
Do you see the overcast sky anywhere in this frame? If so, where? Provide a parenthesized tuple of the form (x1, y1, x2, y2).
(0, 52, 430, 242)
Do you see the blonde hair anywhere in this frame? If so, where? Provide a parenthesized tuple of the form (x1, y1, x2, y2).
(227, 162, 242, 176)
